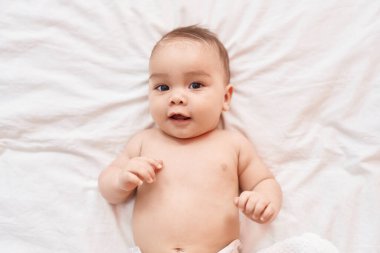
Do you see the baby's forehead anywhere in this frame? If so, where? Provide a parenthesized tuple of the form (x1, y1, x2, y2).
(150, 36, 229, 83)
(155, 37, 216, 53)
(151, 38, 223, 66)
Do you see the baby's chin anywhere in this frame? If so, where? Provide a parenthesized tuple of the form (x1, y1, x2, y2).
(161, 128, 215, 140)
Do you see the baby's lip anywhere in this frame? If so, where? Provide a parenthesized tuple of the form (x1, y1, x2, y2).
(168, 113, 191, 120)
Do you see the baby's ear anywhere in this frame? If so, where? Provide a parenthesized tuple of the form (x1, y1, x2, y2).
(223, 84, 234, 111)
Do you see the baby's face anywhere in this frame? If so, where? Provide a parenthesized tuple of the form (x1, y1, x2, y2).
(148, 39, 232, 139)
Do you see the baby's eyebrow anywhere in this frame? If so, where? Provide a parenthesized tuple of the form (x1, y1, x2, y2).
(184, 71, 211, 77)
(149, 71, 210, 80)
(149, 73, 168, 79)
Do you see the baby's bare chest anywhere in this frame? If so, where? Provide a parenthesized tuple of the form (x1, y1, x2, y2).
(142, 139, 238, 184)
(133, 135, 241, 247)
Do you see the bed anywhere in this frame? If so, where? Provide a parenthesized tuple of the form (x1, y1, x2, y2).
(1, 0, 379, 252)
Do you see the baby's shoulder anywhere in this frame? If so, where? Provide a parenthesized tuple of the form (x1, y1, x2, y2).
(125, 128, 160, 156)
(218, 129, 248, 141)
(129, 128, 159, 143)
(216, 129, 251, 147)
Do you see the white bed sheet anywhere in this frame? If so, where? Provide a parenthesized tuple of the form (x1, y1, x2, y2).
(1, 0, 379, 252)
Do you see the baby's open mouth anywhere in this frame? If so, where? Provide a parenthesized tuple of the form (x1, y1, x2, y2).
(169, 114, 191, 120)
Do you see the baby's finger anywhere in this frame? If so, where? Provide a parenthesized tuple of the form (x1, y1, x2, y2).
(153, 159, 163, 170)
(253, 200, 268, 219)
(119, 172, 142, 191)
(130, 161, 156, 183)
(244, 195, 258, 214)
(140, 157, 164, 171)
(260, 204, 275, 222)
(235, 191, 250, 211)
(140, 164, 157, 183)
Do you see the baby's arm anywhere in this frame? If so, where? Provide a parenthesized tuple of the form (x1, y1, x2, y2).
(233, 133, 282, 224)
(98, 131, 163, 204)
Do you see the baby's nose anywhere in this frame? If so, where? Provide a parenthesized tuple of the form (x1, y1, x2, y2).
(170, 92, 187, 105)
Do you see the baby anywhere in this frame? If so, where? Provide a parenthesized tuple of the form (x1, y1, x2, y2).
(98, 25, 282, 253)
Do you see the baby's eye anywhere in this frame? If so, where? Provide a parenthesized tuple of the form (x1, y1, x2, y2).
(155, 84, 170, 91)
(189, 82, 203, 89)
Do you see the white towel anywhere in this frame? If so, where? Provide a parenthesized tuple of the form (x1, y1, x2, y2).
(256, 233, 339, 253)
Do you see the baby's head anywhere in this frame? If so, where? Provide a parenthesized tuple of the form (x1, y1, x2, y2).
(150, 25, 230, 84)
(148, 25, 233, 139)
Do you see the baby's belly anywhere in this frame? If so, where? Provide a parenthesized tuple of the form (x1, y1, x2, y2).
(132, 183, 240, 253)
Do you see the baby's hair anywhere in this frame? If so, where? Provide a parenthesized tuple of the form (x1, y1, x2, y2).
(151, 25, 230, 84)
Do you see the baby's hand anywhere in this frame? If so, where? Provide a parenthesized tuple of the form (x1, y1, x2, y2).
(118, 157, 163, 191)
(234, 191, 275, 224)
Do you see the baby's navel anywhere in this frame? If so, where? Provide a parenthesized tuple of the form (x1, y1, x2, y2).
(172, 248, 185, 252)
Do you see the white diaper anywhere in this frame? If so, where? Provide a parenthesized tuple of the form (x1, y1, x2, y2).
(218, 239, 241, 253)
(127, 239, 241, 253)
(127, 247, 141, 253)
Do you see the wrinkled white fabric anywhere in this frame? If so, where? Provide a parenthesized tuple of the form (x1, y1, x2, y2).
(257, 233, 339, 253)
(1, 1, 379, 253)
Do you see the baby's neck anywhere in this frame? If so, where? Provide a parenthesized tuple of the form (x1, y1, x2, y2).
(159, 128, 220, 145)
